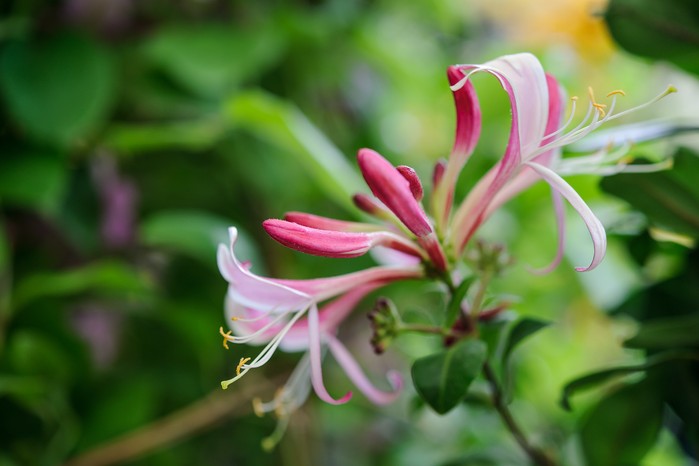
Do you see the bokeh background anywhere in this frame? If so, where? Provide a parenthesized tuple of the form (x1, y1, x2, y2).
(1, 0, 699, 465)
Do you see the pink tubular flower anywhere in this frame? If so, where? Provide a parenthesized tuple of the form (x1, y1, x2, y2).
(442, 53, 675, 271)
(218, 228, 416, 406)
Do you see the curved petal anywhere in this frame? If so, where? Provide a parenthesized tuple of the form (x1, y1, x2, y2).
(218, 228, 311, 312)
(307, 303, 352, 404)
(284, 212, 384, 233)
(525, 162, 606, 271)
(325, 333, 403, 405)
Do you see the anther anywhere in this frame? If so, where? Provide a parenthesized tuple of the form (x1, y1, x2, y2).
(219, 326, 234, 349)
(607, 89, 626, 97)
(588, 87, 607, 117)
(236, 357, 251, 376)
(252, 397, 266, 417)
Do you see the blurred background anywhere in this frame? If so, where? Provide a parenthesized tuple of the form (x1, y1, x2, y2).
(1, 0, 699, 465)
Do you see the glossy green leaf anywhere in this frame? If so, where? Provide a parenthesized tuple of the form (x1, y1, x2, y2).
(502, 317, 550, 365)
(580, 379, 664, 466)
(411, 339, 487, 415)
(601, 149, 699, 238)
(561, 350, 699, 410)
(225, 90, 364, 212)
(140, 210, 259, 268)
(625, 313, 699, 349)
(145, 25, 283, 97)
(605, 0, 699, 75)
(0, 150, 67, 214)
(12, 261, 152, 310)
(0, 33, 115, 145)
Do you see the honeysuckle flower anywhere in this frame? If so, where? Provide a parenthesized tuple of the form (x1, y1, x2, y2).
(440, 53, 675, 271)
(218, 227, 415, 405)
(217, 52, 674, 437)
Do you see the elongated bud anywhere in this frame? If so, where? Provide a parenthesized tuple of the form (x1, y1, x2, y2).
(432, 159, 447, 188)
(357, 149, 432, 237)
(396, 165, 423, 201)
(284, 211, 382, 233)
(263, 219, 423, 258)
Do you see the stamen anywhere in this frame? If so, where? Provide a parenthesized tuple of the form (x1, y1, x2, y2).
(236, 357, 251, 375)
(219, 326, 234, 349)
(273, 388, 288, 418)
(607, 89, 626, 97)
(588, 87, 607, 117)
(252, 397, 266, 417)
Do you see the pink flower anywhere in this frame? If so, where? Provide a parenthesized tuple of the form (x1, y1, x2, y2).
(440, 53, 675, 271)
(218, 228, 416, 407)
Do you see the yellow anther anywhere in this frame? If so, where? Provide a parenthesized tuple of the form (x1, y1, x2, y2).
(236, 357, 251, 376)
(588, 86, 607, 117)
(231, 316, 239, 321)
(571, 96, 578, 101)
(252, 397, 266, 417)
(607, 89, 626, 97)
(219, 326, 234, 349)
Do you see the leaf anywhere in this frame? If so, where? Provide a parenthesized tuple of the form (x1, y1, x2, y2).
(225, 90, 364, 213)
(0, 149, 67, 214)
(580, 379, 664, 466)
(625, 313, 699, 349)
(605, 0, 699, 75)
(139, 210, 259, 268)
(144, 24, 284, 98)
(12, 261, 152, 310)
(0, 32, 115, 146)
(411, 339, 487, 415)
(560, 350, 699, 410)
(444, 277, 474, 327)
(600, 149, 699, 238)
(103, 119, 226, 154)
(501, 317, 550, 365)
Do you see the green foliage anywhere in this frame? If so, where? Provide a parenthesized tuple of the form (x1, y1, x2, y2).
(600, 149, 699, 238)
(411, 339, 487, 414)
(0, 32, 115, 146)
(580, 379, 664, 466)
(605, 0, 699, 75)
(0, 149, 67, 214)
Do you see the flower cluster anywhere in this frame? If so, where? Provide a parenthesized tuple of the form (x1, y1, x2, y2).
(217, 52, 674, 445)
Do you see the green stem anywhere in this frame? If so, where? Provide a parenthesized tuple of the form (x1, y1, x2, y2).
(399, 323, 449, 335)
(482, 361, 557, 466)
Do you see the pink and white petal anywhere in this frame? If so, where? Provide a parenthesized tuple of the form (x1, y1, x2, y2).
(274, 265, 423, 302)
(307, 303, 353, 404)
(525, 162, 606, 272)
(370, 246, 422, 267)
(218, 228, 311, 312)
(528, 188, 566, 274)
(325, 333, 403, 405)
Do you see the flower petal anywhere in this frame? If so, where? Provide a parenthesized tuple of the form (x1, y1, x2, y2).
(284, 211, 383, 232)
(307, 303, 352, 404)
(325, 333, 403, 405)
(525, 161, 606, 271)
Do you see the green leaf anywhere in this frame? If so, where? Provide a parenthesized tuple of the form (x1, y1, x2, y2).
(580, 379, 664, 466)
(12, 261, 152, 310)
(444, 277, 474, 328)
(600, 149, 699, 238)
(0, 32, 115, 146)
(144, 24, 283, 98)
(6, 331, 75, 384)
(103, 118, 226, 154)
(560, 350, 699, 410)
(0, 149, 67, 214)
(501, 317, 550, 365)
(225, 90, 364, 212)
(605, 0, 699, 75)
(625, 313, 699, 349)
(411, 339, 487, 415)
(140, 210, 258, 268)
